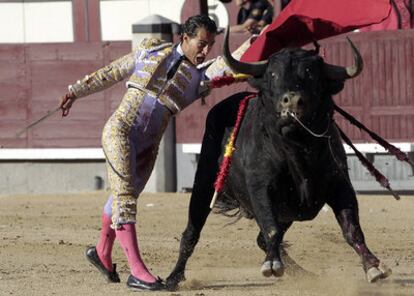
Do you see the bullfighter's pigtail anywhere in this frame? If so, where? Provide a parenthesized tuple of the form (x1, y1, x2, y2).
(209, 93, 257, 209)
(334, 104, 414, 167)
(337, 125, 400, 200)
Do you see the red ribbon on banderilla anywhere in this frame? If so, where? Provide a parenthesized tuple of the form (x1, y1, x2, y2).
(200, 73, 253, 208)
(209, 93, 257, 209)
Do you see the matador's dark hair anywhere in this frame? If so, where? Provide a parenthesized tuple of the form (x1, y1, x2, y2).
(179, 14, 217, 40)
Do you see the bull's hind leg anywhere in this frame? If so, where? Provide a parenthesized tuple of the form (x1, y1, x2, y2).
(165, 153, 214, 290)
(166, 94, 248, 290)
(258, 222, 291, 278)
(335, 208, 391, 282)
(166, 223, 203, 290)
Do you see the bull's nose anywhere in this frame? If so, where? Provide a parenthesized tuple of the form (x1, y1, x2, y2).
(281, 91, 303, 108)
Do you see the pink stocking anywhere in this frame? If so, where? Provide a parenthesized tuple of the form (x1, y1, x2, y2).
(116, 223, 156, 283)
(96, 213, 115, 271)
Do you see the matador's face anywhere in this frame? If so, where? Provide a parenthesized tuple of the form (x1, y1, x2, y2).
(181, 27, 216, 66)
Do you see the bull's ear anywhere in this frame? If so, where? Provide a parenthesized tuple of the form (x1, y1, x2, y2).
(327, 79, 345, 95)
(247, 76, 264, 89)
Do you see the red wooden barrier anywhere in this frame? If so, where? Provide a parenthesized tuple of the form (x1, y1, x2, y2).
(0, 31, 412, 148)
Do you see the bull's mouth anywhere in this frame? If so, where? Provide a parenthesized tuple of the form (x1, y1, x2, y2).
(279, 109, 308, 136)
(278, 109, 300, 136)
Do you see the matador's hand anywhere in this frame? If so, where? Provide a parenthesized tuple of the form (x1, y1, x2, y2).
(59, 92, 76, 117)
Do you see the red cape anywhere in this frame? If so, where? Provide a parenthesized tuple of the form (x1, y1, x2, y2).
(240, 0, 392, 62)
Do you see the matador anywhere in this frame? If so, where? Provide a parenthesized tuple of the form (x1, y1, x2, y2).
(59, 15, 249, 292)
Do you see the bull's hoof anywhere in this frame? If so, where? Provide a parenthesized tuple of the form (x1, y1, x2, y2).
(165, 274, 185, 291)
(261, 261, 273, 277)
(366, 267, 382, 283)
(272, 260, 284, 277)
(165, 278, 179, 291)
(366, 263, 392, 283)
(261, 260, 284, 278)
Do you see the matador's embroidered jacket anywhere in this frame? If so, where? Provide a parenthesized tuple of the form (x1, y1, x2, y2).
(68, 37, 249, 227)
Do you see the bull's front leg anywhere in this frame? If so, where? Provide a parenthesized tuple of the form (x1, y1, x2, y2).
(247, 177, 285, 278)
(334, 207, 392, 282)
(256, 222, 291, 277)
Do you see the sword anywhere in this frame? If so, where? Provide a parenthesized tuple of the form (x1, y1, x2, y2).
(15, 106, 61, 138)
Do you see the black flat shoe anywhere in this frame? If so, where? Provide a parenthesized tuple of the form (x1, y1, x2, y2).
(126, 275, 166, 291)
(85, 246, 120, 283)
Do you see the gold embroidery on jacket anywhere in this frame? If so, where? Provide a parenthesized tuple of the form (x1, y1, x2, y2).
(70, 51, 136, 98)
(179, 61, 193, 81)
(140, 38, 164, 49)
(174, 74, 187, 90)
(128, 46, 172, 90)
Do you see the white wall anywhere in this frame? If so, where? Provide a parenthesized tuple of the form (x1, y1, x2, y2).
(100, 0, 229, 41)
(100, 0, 185, 41)
(0, 1, 73, 43)
(0, 3, 25, 43)
(0, 0, 230, 43)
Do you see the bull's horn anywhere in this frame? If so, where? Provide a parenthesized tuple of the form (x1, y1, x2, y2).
(324, 37, 363, 80)
(223, 26, 268, 77)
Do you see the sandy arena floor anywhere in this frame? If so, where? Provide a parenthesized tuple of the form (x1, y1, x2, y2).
(0, 192, 413, 296)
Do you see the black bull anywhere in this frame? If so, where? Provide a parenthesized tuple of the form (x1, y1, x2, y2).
(166, 31, 391, 290)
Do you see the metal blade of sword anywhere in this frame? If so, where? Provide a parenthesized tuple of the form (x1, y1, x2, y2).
(15, 106, 61, 138)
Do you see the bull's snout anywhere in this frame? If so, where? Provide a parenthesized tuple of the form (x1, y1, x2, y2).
(280, 91, 304, 118)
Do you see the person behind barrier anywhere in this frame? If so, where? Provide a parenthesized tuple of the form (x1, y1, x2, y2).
(230, 0, 274, 34)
